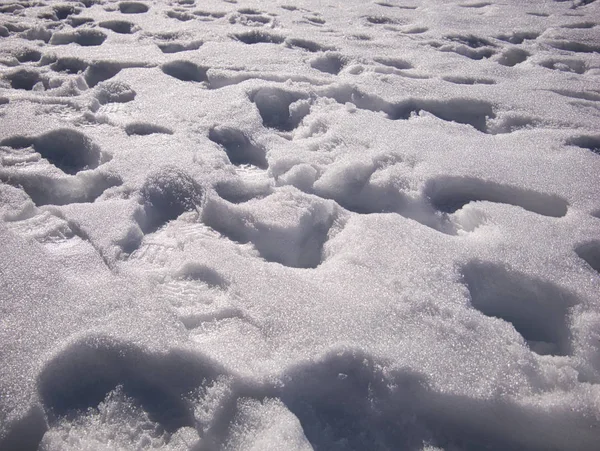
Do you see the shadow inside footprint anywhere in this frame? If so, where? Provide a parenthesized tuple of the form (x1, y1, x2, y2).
(461, 261, 578, 356)
(1, 128, 102, 175)
(566, 135, 600, 155)
(310, 53, 346, 75)
(161, 60, 208, 83)
(99, 20, 136, 34)
(575, 241, 600, 275)
(37, 336, 222, 436)
(424, 176, 569, 218)
(251, 87, 310, 131)
(208, 126, 268, 169)
(119, 1, 149, 14)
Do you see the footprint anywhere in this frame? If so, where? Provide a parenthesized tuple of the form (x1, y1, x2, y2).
(461, 261, 579, 356)
(496, 48, 529, 67)
(446, 34, 495, 49)
(49, 29, 107, 46)
(4, 68, 47, 91)
(388, 98, 496, 132)
(310, 52, 347, 75)
(13, 47, 42, 63)
(486, 113, 539, 134)
(51, 57, 88, 74)
(251, 87, 310, 131)
(495, 31, 539, 44)
(53, 4, 78, 20)
(0, 128, 103, 175)
(459, 1, 492, 7)
(442, 75, 496, 85)
(214, 178, 272, 204)
(161, 60, 209, 83)
(320, 85, 495, 132)
(548, 40, 600, 53)
(202, 191, 338, 268)
(125, 122, 174, 136)
(561, 21, 597, 29)
(167, 10, 195, 21)
(285, 38, 334, 53)
(566, 135, 600, 155)
(156, 40, 203, 54)
(553, 90, 600, 102)
(158, 262, 230, 310)
(237, 7, 262, 14)
(118, 2, 149, 14)
(95, 80, 137, 104)
(85, 61, 126, 87)
(232, 30, 285, 44)
(36, 336, 222, 442)
(431, 34, 497, 60)
(231, 9, 273, 26)
(208, 126, 268, 169)
(0, 170, 121, 206)
(99, 20, 136, 34)
(69, 16, 95, 27)
(365, 15, 398, 25)
(576, 241, 600, 275)
(424, 176, 569, 218)
(539, 58, 587, 74)
(373, 57, 413, 70)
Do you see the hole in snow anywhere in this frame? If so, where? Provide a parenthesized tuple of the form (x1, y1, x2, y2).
(50, 29, 107, 46)
(442, 75, 496, 85)
(496, 48, 529, 67)
(5, 68, 45, 90)
(252, 87, 310, 131)
(575, 241, 600, 275)
(373, 56, 413, 70)
(51, 57, 88, 74)
(285, 38, 333, 53)
(539, 58, 587, 74)
(125, 122, 173, 136)
(37, 336, 220, 433)
(310, 53, 346, 75)
(99, 20, 136, 34)
(566, 135, 600, 155)
(425, 176, 569, 217)
(461, 261, 578, 356)
(119, 2, 149, 14)
(548, 40, 600, 53)
(1, 129, 102, 175)
(495, 31, 539, 44)
(15, 48, 42, 63)
(388, 98, 496, 133)
(84, 61, 123, 87)
(208, 126, 268, 169)
(161, 60, 208, 83)
(156, 40, 203, 53)
(232, 30, 285, 45)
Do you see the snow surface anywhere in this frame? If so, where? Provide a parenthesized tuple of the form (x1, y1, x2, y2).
(1, 0, 600, 449)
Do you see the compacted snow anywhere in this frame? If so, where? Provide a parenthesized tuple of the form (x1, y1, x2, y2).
(1, 0, 600, 449)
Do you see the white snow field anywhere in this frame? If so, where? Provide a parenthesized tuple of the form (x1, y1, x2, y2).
(1, 0, 600, 449)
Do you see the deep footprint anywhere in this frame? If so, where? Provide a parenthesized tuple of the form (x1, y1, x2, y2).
(461, 261, 579, 356)
(208, 126, 268, 169)
(424, 176, 569, 217)
(251, 87, 310, 131)
(0, 128, 102, 175)
(575, 241, 600, 274)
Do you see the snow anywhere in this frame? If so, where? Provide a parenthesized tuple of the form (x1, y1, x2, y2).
(1, 0, 600, 449)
